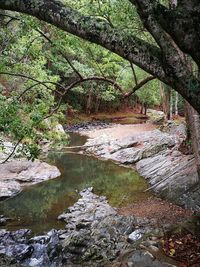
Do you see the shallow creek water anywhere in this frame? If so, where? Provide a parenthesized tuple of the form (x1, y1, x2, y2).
(0, 132, 152, 234)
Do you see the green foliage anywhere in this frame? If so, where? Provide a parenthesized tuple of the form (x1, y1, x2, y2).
(136, 79, 161, 106)
(0, 6, 162, 160)
(0, 16, 69, 160)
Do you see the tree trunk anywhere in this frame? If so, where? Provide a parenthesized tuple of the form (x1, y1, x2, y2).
(123, 97, 128, 111)
(95, 96, 100, 114)
(140, 103, 144, 114)
(86, 90, 93, 115)
(144, 103, 147, 115)
(175, 91, 179, 116)
(170, 89, 173, 119)
(186, 102, 200, 179)
(160, 82, 171, 120)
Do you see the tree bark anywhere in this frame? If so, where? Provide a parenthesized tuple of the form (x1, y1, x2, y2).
(175, 91, 178, 116)
(144, 103, 147, 115)
(170, 90, 173, 120)
(140, 103, 144, 114)
(160, 82, 171, 120)
(95, 96, 101, 114)
(86, 88, 93, 115)
(186, 102, 200, 179)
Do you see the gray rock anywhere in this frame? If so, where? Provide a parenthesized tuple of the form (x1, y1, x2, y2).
(136, 152, 200, 209)
(58, 188, 140, 265)
(127, 250, 177, 267)
(58, 188, 117, 227)
(147, 109, 165, 125)
(85, 130, 176, 164)
(0, 189, 137, 266)
(83, 124, 200, 210)
(0, 159, 61, 199)
(128, 229, 144, 242)
(55, 124, 65, 134)
(0, 188, 180, 267)
(64, 121, 113, 133)
(0, 181, 21, 199)
(0, 228, 62, 267)
(0, 215, 11, 226)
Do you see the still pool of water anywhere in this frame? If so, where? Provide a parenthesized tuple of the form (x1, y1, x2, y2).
(0, 135, 152, 234)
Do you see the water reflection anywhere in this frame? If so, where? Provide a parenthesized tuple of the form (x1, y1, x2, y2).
(0, 152, 151, 234)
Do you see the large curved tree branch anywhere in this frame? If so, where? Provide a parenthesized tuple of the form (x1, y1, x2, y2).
(63, 76, 124, 95)
(0, 0, 167, 83)
(129, 0, 200, 66)
(61, 75, 156, 99)
(129, 0, 200, 113)
(155, 3, 200, 67)
(31, 30, 154, 98)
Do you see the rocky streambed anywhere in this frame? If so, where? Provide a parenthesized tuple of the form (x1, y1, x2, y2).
(0, 188, 178, 267)
(0, 120, 199, 266)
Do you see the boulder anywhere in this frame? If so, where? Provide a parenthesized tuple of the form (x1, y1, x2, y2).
(58, 187, 117, 226)
(85, 130, 176, 164)
(55, 124, 65, 134)
(136, 152, 200, 209)
(0, 159, 61, 199)
(0, 181, 21, 200)
(58, 188, 137, 265)
(83, 125, 200, 210)
(147, 109, 165, 125)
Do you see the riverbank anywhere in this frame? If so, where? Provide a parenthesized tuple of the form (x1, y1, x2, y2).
(0, 159, 61, 200)
(0, 122, 68, 199)
(0, 188, 183, 267)
(0, 119, 199, 266)
(66, 120, 196, 223)
(80, 122, 200, 211)
(81, 123, 156, 139)
(0, 187, 198, 267)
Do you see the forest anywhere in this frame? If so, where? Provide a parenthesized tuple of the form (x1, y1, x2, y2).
(0, 1, 200, 267)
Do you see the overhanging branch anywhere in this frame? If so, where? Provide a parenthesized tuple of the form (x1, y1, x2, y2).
(0, 0, 167, 82)
(0, 72, 65, 96)
(36, 29, 83, 80)
(124, 76, 156, 98)
(63, 76, 124, 95)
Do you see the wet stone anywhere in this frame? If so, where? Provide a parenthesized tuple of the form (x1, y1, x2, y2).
(0, 215, 11, 226)
(0, 189, 179, 267)
(127, 250, 177, 267)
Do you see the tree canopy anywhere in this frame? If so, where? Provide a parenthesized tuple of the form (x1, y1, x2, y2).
(0, 0, 200, 113)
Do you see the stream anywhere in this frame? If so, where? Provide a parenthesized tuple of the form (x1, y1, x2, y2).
(0, 132, 152, 234)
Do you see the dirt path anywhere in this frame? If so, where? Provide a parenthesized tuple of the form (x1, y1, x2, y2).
(82, 123, 156, 139)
